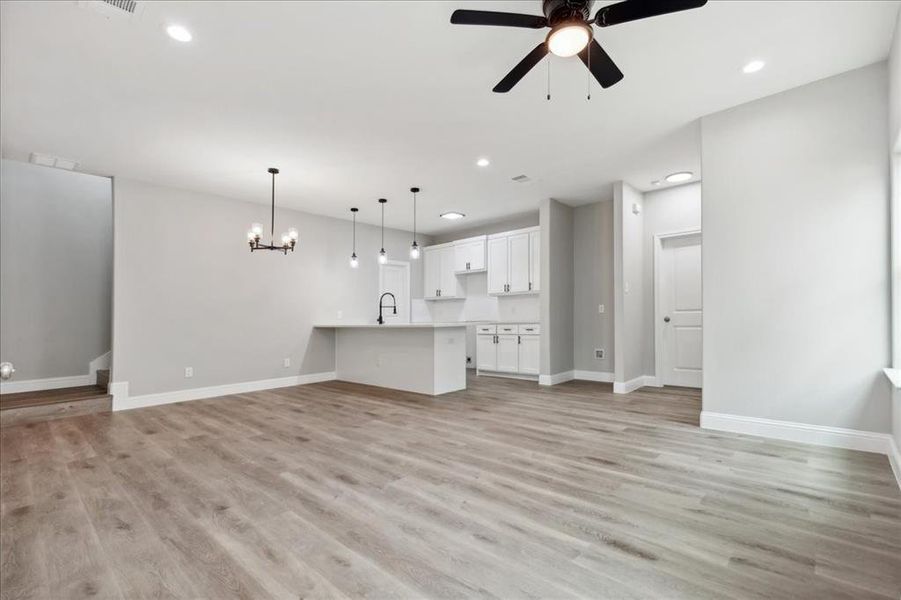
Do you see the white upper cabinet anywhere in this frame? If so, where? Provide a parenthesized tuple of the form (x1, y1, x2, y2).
(423, 243, 458, 299)
(454, 236, 486, 273)
(486, 226, 540, 296)
(529, 230, 540, 292)
(487, 236, 508, 295)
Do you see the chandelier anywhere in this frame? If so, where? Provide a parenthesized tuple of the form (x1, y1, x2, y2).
(246, 167, 298, 254)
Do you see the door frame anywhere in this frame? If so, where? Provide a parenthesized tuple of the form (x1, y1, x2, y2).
(653, 229, 702, 387)
(378, 259, 411, 323)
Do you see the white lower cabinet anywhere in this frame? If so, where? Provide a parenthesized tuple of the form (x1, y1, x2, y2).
(476, 323, 540, 379)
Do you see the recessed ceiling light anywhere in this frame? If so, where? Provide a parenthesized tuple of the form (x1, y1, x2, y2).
(166, 25, 192, 42)
(742, 60, 765, 74)
(440, 212, 466, 220)
(665, 171, 693, 183)
(476, 158, 490, 167)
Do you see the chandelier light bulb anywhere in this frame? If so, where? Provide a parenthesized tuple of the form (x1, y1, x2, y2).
(281, 233, 291, 245)
(288, 227, 299, 241)
(246, 230, 255, 240)
(350, 253, 359, 269)
(378, 249, 388, 264)
(250, 223, 263, 237)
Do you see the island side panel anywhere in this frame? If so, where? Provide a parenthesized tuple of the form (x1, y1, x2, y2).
(335, 328, 437, 395)
(433, 327, 467, 395)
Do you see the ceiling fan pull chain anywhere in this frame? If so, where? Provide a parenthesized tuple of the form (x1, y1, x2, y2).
(587, 44, 592, 100)
(546, 57, 551, 101)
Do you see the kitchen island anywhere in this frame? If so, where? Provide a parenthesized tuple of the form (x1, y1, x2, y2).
(312, 323, 467, 395)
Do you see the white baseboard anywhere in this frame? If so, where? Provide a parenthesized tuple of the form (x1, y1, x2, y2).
(1, 374, 93, 394)
(539, 370, 575, 386)
(612, 375, 662, 394)
(573, 370, 615, 383)
(701, 411, 900, 489)
(112, 371, 337, 412)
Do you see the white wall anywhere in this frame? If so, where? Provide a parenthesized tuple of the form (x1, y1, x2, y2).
(0, 159, 112, 381)
(111, 177, 428, 397)
(540, 198, 574, 377)
(613, 182, 645, 384)
(701, 63, 891, 433)
(573, 201, 615, 374)
(641, 183, 702, 375)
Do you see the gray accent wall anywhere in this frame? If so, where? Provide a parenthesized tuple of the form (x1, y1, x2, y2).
(112, 177, 429, 397)
(0, 159, 112, 380)
(573, 201, 614, 374)
(539, 198, 574, 377)
(701, 63, 891, 433)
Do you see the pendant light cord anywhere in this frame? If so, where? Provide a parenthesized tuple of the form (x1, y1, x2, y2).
(412, 190, 417, 243)
(270, 170, 276, 241)
(381, 201, 385, 248)
(353, 211, 356, 253)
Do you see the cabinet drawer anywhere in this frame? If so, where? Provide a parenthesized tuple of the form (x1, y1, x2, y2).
(476, 325, 496, 334)
(497, 324, 518, 334)
(518, 324, 540, 335)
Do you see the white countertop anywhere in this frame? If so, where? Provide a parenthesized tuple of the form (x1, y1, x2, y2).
(313, 322, 471, 329)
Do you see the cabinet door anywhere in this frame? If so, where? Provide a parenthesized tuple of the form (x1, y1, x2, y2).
(487, 237, 508, 295)
(529, 231, 540, 292)
(476, 335, 497, 371)
(468, 239, 486, 271)
(454, 242, 470, 273)
(518, 335, 540, 375)
(508, 233, 531, 293)
(439, 246, 458, 297)
(496, 334, 519, 373)
(423, 248, 441, 298)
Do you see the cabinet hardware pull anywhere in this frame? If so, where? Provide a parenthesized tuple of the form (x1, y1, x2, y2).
(518, 335, 521, 344)
(528, 281, 532, 291)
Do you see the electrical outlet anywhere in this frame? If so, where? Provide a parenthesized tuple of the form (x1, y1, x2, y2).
(598, 304, 605, 314)
(283, 358, 291, 368)
(184, 367, 194, 378)
(594, 349, 605, 360)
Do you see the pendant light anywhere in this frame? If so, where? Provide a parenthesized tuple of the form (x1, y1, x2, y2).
(246, 168, 298, 254)
(409, 187, 421, 260)
(349, 207, 359, 268)
(378, 198, 388, 264)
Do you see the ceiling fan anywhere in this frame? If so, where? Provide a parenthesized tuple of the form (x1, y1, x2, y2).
(450, 0, 708, 93)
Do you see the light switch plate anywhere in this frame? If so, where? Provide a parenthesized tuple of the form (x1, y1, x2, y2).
(598, 304, 605, 314)
(184, 367, 194, 378)
(283, 358, 291, 368)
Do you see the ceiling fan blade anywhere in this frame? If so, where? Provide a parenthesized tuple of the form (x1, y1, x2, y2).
(493, 43, 549, 93)
(578, 40, 624, 88)
(594, 0, 707, 27)
(450, 10, 547, 29)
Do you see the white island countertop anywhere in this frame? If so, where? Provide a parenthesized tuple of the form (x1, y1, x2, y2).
(313, 322, 473, 329)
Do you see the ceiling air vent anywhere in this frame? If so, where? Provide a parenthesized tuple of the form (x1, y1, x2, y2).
(511, 174, 531, 183)
(78, 0, 145, 20)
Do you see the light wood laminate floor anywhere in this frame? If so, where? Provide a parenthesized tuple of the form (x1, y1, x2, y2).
(1, 375, 899, 599)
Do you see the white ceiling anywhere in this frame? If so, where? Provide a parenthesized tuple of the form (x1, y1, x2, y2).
(1, 1, 898, 234)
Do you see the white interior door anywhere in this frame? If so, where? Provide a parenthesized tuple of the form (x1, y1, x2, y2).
(658, 233, 702, 387)
(379, 260, 410, 323)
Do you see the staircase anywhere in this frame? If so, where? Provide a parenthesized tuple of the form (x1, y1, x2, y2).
(0, 369, 112, 428)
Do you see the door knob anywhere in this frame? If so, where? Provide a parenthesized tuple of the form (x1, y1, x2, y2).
(663, 316, 671, 323)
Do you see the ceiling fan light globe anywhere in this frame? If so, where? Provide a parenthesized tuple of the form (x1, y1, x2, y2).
(547, 23, 591, 58)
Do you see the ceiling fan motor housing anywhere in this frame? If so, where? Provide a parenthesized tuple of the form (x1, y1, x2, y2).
(543, 0, 592, 26)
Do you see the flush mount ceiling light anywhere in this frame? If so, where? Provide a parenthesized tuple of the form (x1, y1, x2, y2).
(441, 212, 466, 220)
(246, 168, 297, 254)
(742, 59, 765, 74)
(378, 198, 388, 265)
(409, 187, 421, 260)
(349, 208, 359, 268)
(665, 171, 693, 183)
(166, 24, 192, 42)
(476, 157, 490, 167)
